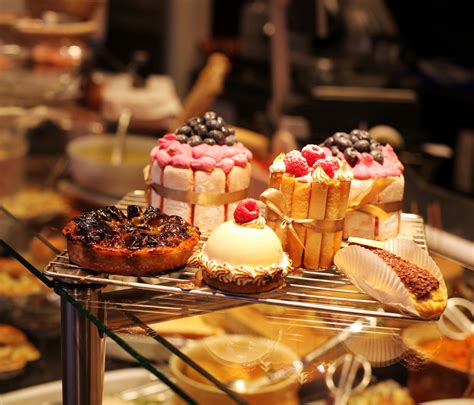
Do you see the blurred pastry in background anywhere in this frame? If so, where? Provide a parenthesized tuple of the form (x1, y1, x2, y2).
(31, 41, 85, 68)
(205, 305, 329, 359)
(0, 258, 47, 297)
(125, 316, 224, 340)
(0, 55, 13, 71)
(1, 188, 69, 224)
(0, 324, 40, 379)
(403, 322, 473, 402)
(29, 233, 66, 266)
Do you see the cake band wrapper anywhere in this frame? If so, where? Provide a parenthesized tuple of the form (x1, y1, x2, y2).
(260, 188, 344, 249)
(147, 182, 249, 206)
(347, 177, 401, 220)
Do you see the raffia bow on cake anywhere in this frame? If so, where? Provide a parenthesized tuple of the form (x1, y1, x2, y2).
(259, 188, 344, 250)
(347, 177, 402, 220)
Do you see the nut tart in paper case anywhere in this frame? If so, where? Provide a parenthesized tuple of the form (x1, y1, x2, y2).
(145, 111, 252, 232)
(265, 147, 352, 269)
(334, 238, 448, 319)
(63, 205, 200, 276)
(321, 129, 405, 241)
(189, 199, 292, 294)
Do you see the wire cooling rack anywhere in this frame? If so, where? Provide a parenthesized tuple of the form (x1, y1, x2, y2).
(44, 190, 429, 321)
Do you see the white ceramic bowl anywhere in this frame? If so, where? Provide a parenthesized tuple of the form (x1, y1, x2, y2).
(67, 134, 155, 198)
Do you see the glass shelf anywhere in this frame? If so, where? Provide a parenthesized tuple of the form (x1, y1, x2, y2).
(1, 199, 471, 405)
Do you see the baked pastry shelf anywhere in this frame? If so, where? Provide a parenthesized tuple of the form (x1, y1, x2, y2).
(44, 190, 429, 321)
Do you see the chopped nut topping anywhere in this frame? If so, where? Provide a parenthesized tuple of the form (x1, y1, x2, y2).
(371, 248, 439, 300)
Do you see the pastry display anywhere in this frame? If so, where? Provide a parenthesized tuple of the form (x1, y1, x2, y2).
(147, 111, 252, 232)
(190, 199, 291, 293)
(0, 324, 40, 378)
(0, 258, 47, 297)
(1, 188, 68, 223)
(334, 238, 448, 319)
(62, 205, 200, 276)
(321, 130, 404, 241)
(266, 147, 352, 268)
(416, 333, 474, 372)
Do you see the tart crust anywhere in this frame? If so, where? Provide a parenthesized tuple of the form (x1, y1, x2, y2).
(63, 206, 200, 276)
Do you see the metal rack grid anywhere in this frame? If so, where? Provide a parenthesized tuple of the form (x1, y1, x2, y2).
(44, 190, 428, 321)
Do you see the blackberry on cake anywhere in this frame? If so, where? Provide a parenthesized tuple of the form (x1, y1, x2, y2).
(148, 112, 253, 231)
(320, 129, 405, 241)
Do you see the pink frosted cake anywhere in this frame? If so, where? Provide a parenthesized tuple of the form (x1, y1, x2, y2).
(321, 130, 404, 241)
(147, 112, 252, 231)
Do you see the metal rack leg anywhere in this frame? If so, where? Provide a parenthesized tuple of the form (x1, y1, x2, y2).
(60, 286, 106, 405)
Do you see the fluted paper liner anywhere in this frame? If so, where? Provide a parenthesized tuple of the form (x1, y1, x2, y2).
(334, 238, 447, 317)
(344, 332, 406, 367)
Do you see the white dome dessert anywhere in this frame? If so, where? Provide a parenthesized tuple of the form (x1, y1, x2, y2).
(203, 219, 285, 268)
(190, 199, 292, 294)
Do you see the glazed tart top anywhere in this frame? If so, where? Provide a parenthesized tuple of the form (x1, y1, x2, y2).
(63, 205, 200, 251)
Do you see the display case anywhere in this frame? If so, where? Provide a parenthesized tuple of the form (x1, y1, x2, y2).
(1, 191, 472, 405)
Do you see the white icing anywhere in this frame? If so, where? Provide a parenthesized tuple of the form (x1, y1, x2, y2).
(203, 220, 284, 267)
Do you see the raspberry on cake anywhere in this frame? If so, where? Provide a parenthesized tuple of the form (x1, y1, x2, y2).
(233, 199, 259, 224)
(313, 156, 341, 178)
(283, 150, 309, 177)
(147, 112, 253, 232)
(301, 144, 326, 167)
(190, 199, 292, 293)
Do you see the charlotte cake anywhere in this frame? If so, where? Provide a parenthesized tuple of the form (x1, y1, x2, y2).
(267, 147, 352, 269)
(321, 130, 405, 241)
(147, 112, 252, 232)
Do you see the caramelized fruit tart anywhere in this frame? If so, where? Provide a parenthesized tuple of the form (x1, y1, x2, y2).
(62, 205, 200, 276)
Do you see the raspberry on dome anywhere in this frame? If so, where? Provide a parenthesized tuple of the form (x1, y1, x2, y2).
(326, 156, 341, 171)
(283, 150, 309, 177)
(234, 199, 260, 224)
(301, 144, 326, 166)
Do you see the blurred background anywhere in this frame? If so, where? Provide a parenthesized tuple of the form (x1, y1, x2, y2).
(0, 0, 473, 403)
(1, 0, 473, 235)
